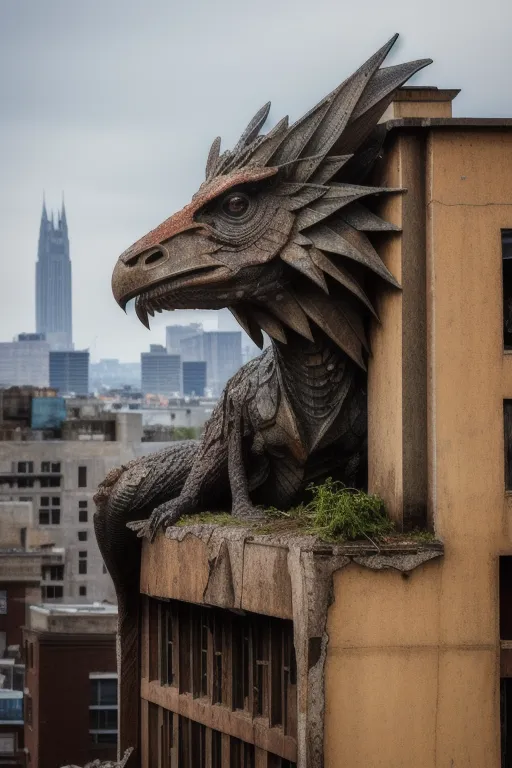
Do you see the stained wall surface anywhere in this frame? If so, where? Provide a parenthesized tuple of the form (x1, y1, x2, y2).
(325, 127, 512, 767)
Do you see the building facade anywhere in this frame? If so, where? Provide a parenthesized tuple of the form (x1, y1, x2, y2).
(35, 201, 72, 351)
(180, 331, 242, 396)
(49, 350, 89, 396)
(0, 338, 49, 389)
(165, 324, 202, 354)
(182, 361, 206, 397)
(0, 405, 145, 603)
(23, 603, 117, 768)
(141, 346, 180, 397)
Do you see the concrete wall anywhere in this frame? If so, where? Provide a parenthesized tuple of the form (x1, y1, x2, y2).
(325, 127, 512, 767)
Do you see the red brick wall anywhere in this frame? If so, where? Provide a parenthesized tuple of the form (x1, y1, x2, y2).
(23, 631, 116, 768)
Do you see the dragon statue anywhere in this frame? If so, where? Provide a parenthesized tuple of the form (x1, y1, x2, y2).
(93, 36, 430, 749)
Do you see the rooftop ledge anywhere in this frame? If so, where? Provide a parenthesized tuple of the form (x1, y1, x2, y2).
(141, 521, 443, 620)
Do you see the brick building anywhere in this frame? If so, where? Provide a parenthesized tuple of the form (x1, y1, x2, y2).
(23, 603, 117, 768)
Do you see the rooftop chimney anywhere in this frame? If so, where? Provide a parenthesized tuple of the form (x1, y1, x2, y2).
(379, 86, 461, 121)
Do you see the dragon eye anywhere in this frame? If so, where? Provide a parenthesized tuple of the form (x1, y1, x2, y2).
(221, 193, 250, 218)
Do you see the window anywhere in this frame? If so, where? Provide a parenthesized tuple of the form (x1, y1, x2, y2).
(79, 551, 88, 575)
(51, 462, 60, 473)
(17, 477, 34, 488)
(89, 675, 118, 745)
(40, 476, 60, 487)
(79, 502, 88, 523)
(41, 461, 60, 473)
(78, 466, 87, 488)
(39, 508, 60, 525)
(0, 735, 15, 754)
(506, 402, 512, 491)
(42, 565, 64, 581)
(0, 592, 6, 615)
(504, 231, 512, 349)
(79, 586, 87, 597)
(146, 597, 297, 766)
(41, 585, 63, 600)
(41, 462, 50, 473)
(40, 496, 49, 506)
(17, 462, 33, 474)
(78, 531, 88, 542)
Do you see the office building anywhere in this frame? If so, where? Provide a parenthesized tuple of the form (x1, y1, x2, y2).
(182, 361, 206, 397)
(0, 336, 50, 388)
(141, 345, 180, 397)
(180, 331, 242, 396)
(49, 350, 89, 396)
(35, 200, 72, 351)
(165, 323, 202, 354)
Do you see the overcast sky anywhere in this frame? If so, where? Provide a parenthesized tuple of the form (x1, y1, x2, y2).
(1, 0, 511, 362)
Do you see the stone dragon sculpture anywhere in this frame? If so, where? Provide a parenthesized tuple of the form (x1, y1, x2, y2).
(93, 35, 430, 757)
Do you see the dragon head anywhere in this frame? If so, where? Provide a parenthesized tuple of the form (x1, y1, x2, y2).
(112, 34, 430, 369)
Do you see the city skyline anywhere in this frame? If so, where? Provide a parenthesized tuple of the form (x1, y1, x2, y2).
(1, 2, 511, 362)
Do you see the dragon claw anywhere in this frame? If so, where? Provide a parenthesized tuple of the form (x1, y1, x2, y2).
(126, 499, 186, 542)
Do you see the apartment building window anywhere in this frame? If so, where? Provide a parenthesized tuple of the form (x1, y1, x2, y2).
(17, 477, 34, 488)
(0, 591, 6, 615)
(78, 466, 87, 488)
(79, 586, 87, 597)
(79, 551, 88, 575)
(89, 674, 118, 745)
(41, 585, 63, 600)
(503, 231, 512, 349)
(17, 462, 33, 474)
(38, 496, 60, 525)
(41, 462, 61, 473)
(505, 402, 512, 491)
(40, 475, 60, 488)
(0, 735, 15, 754)
(42, 565, 64, 582)
(78, 531, 88, 542)
(79, 500, 88, 522)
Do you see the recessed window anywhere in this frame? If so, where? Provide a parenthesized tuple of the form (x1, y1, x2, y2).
(17, 462, 33, 474)
(40, 497, 49, 506)
(79, 560, 87, 575)
(41, 462, 50, 473)
(79, 501, 88, 523)
(89, 675, 118, 745)
(503, 230, 512, 349)
(39, 508, 60, 525)
(0, 591, 7, 615)
(79, 586, 87, 597)
(42, 565, 64, 582)
(505, 401, 512, 490)
(42, 585, 63, 600)
(78, 466, 87, 488)
(78, 531, 88, 542)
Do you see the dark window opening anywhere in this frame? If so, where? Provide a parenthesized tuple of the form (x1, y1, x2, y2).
(79, 586, 87, 597)
(42, 565, 64, 581)
(78, 531, 88, 542)
(42, 585, 63, 600)
(79, 560, 87, 575)
(505, 402, 512, 491)
(78, 466, 87, 488)
(503, 231, 512, 350)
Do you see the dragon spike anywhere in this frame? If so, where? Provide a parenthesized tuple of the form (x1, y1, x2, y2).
(293, 286, 367, 369)
(267, 290, 315, 342)
(309, 155, 353, 185)
(308, 222, 400, 287)
(252, 308, 288, 344)
(295, 184, 402, 231)
(237, 102, 272, 149)
(245, 116, 290, 166)
(309, 246, 377, 316)
(229, 306, 264, 349)
(341, 202, 401, 232)
(268, 34, 400, 172)
(205, 136, 222, 181)
(280, 242, 329, 293)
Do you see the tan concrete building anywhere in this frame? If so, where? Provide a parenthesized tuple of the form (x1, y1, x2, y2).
(115, 89, 512, 768)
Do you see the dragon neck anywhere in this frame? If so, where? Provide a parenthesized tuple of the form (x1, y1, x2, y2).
(271, 329, 359, 446)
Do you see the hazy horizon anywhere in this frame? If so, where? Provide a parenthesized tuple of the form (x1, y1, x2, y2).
(1, 0, 511, 362)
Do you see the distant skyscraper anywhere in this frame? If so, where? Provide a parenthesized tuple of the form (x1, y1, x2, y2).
(49, 351, 89, 395)
(182, 361, 207, 397)
(141, 345, 181, 397)
(36, 199, 73, 350)
(165, 324, 203, 354)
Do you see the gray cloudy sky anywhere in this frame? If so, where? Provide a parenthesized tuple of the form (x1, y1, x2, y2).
(1, 0, 511, 362)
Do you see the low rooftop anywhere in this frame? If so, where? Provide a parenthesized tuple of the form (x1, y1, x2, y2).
(27, 602, 118, 634)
